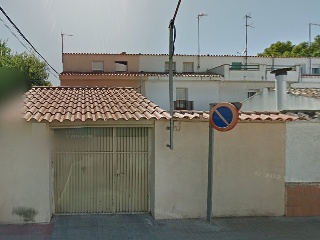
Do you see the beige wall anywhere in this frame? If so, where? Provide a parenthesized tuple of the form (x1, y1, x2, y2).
(63, 54, 140, 72)
(60, 75, 146, 94)
(153, 120, 286, 219)
(153, 120, 209, 219)
(213, 122, 286, 217)
(0, 122, 52, 223)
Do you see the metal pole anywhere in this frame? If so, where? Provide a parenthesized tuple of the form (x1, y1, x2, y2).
(140, 71, 143, 94)
(61, 33, 64, 63)
(197, 15, 200, 71)
(167, 0, 181, 150)
(309, 23, 312, 46)
(245, 15, 248, 67)
(168, 20, 174, 150)
(309, 23, 312, 74)
(207, 105, 214, 223)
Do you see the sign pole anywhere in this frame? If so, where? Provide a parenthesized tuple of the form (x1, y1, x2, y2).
(207, 105, 214, 223)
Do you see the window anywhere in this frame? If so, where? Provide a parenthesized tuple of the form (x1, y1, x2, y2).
(115, 61, 128, 72)
(312, 68, 320, 75)
(92, 61, 104, 72)
(183, 62, 194, 72)
(165, 62, 176, 72)
(176, 88, 188, 100)
(247, 89, 259, 98)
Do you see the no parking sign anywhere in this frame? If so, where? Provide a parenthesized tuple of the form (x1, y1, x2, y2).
(209, 102, 242, 132)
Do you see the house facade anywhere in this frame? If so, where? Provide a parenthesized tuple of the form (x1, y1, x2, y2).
(60, 53, 320, 110)
(0, 86, 307, 223)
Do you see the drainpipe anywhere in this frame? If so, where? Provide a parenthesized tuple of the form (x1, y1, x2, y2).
(271, 68, 292, 111)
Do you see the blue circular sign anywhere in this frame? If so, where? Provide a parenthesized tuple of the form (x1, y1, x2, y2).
(209, 103, 239, 132)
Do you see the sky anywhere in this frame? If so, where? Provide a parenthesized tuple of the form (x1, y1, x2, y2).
(1, 0, 320, 86)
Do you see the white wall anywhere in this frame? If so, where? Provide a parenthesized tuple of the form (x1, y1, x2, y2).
(242, 89, 320, 111)
(146, 80, 275, 110)
(286, 122, 320, 182)
(0, 122, 52, 223)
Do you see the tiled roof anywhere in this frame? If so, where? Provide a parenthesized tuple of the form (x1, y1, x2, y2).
(288, 88, 320, 99)
(283, 110, 320, 121)
(60, 72, 221, 78)
(301, 75, 320, 78)
(64, 53, 320, 59)
(173, 110, 298, 122)
(22, 87, 170, 122)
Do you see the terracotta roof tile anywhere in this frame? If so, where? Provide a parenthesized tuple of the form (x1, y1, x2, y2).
(64, 53, 320, 59)
(22, 87, 170, 123)
(173, 110, 298, 122)
(60, 71, 221, 78)
(288, 88, 320, 99)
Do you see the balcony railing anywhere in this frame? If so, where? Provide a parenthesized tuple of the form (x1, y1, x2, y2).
(230, 64, 260, 71)
(174, 100, 194, 110)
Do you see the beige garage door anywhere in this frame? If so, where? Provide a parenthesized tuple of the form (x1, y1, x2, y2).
(52, 127, 149, 214)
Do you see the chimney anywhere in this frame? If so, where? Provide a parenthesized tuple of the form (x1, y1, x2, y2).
(271, 68, 292, 111)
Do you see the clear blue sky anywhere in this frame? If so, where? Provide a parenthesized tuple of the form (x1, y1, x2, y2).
(1, 0, 320, 86)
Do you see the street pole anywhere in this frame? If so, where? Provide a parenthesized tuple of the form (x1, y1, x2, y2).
(207, 113, 214, 223)
(168, 0, 181, 150)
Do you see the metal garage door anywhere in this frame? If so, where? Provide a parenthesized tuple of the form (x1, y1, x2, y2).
(52, 127, 149, 214)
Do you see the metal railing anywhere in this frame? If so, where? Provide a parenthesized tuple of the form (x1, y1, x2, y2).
(229, 64, 260, 71)
(174, 100, 194, 110)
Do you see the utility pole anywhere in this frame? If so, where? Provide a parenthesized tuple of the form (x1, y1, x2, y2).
(197, 12, 208, 71)
(168, 0, 182, 150)
(61, 32, 73, 63)
(245, 14, 252, 67)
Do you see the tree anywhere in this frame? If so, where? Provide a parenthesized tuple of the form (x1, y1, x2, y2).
(0, 40, 51, 90)
(258, 35, 320, 57)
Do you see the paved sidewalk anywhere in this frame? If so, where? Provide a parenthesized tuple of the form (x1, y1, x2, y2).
(51, 214, 320, 240)
(0, 223, 53, 240)
(1, 214, 320, 240)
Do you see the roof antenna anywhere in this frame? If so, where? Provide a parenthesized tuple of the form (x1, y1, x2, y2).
(244, 14, 254, 67)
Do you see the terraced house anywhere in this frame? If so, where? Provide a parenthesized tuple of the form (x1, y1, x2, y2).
(60, 53, 320, 110)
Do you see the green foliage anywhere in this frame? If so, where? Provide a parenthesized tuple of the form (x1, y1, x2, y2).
(258, 35, 320, 57)
(0, 39, 51, 91)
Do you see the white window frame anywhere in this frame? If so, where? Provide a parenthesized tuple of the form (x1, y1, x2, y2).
(115, 61, 128, 72)
(92, 61, 104, 71)
(176, 87, 188, 101)
(183, 62, 194, 73)
(247, 89, 259, 98)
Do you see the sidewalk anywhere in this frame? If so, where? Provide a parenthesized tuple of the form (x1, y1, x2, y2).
(0, 214, 319, 240)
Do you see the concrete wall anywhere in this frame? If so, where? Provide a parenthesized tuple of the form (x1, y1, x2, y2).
(153, 120, 286, 219)
(213, 122, 286, 217)
(286, 122, 320, 182)
(0, 122, 52, 223)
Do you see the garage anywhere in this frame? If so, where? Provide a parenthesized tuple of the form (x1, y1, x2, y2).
(53, 127, 149, 214)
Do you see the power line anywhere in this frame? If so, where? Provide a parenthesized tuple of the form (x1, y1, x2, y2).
(0, 16, 59, 79)
(0, 17, 59, 79)
(0, 6, 59, 76)
(0, 17, 30, 52)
